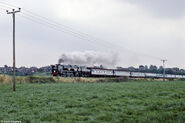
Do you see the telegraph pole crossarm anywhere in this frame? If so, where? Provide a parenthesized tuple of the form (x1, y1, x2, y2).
(6, 8, 21, 91)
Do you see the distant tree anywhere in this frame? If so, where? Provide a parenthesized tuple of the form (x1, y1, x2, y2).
(158, 66, 163, 74)
(149, 65, 158, 73)
(139, 65, 145, 72)
(165, 68, 173, 74)
(144, 65, 148, 71)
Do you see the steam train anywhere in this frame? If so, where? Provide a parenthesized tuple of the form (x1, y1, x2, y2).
(51, 64, 185, 79)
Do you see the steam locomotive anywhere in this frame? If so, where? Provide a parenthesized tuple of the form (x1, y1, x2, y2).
(51, 64, 185, 79)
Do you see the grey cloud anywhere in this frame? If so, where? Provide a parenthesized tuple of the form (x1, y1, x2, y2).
(124, 0, 185, 19)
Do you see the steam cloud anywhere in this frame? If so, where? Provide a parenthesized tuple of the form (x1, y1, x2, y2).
(58, 51, 118, 68)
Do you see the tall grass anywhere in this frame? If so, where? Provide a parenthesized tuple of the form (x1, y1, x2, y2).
(0, 75, 129, 84)
(0, 75, 11, 84)
(0, 75, 182, 84)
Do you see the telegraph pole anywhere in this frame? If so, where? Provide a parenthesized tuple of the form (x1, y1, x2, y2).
(161, 59, 167, 81)
(7, 8, 21, 91)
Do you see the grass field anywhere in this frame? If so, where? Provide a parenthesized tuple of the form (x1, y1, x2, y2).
(0, 81, 185, 123)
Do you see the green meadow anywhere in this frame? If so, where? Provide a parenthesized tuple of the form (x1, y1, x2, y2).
(0, 81, 185, 123)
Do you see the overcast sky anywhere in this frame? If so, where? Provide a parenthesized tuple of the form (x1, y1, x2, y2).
(0, 0, 185, 68)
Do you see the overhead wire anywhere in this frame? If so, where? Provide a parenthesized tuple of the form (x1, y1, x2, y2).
(21, 13, 125, 50)
(19, 9, 147, 57)
(21, 11, 161, 60)
(0, 1, 161, 60)
(0, 3, 117, 50)
(0, 5, 109, 50)
(20, 11, 161, 60)
(17, 14, 102, 49)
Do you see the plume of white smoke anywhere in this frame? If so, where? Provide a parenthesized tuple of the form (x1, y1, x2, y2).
(58, 51, 118, 68)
